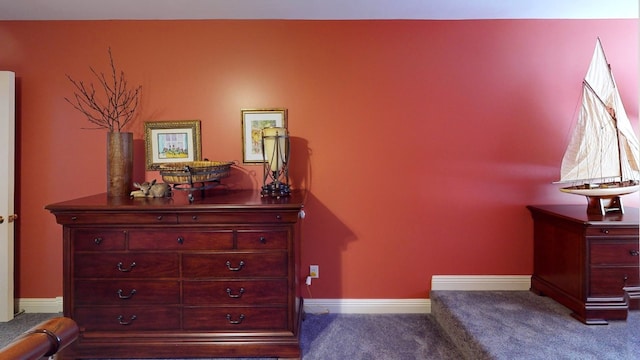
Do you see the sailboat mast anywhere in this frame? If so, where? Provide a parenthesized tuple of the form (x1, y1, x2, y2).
(599, 39, 626, 182)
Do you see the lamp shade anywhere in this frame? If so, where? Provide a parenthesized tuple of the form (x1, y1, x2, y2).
(262, 127, 288, 172)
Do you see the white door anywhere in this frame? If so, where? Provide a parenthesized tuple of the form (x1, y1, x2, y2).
(0, 71, 16, 322)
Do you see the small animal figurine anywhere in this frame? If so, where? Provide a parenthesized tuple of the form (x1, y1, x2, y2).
(130, 179, 172, 198)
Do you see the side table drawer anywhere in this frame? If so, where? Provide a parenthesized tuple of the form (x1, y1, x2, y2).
(586, 227, 639, 237)
(590, 267, 640, 296)
(183, 307, 287, 331)
(182, 252, 287, 278)
(74, 254, 180, 278)
(75, 306, 180, 331)
(183, 279, 287, 305)
(75, 280, 180, 305)
(591, 243, 640, 265)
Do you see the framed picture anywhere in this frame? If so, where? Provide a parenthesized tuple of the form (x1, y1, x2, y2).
(241, 108, 288, 163)
(144, 120, 202, 170)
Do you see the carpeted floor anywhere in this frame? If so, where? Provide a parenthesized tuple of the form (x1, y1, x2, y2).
(2, 291, 638, 359)
(0, 312, 462, 359)
(431, 290, 640, 360)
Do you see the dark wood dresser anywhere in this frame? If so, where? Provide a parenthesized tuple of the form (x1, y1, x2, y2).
(46, 190, 305, 359)
(528, 205, 639, 325)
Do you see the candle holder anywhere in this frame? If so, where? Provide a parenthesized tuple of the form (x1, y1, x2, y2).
(261, 127, 290, 198)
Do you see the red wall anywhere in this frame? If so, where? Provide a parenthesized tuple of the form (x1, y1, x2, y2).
(0, 19, 637, 299)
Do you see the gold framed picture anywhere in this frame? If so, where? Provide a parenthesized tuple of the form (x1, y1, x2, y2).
(144, 120, 202, 170)
(241, 109, 287, 163)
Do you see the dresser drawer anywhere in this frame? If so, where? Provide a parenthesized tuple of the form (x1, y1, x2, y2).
(57, 212, 178, 225)
(128, 230, 234, 250)
(183, 279, 288, 305)
(183, 307, 287, 331)
(590, 267, 640, 296)
(590, 243, 640, 265)
(178, 211, 298, 224)
(237, 230, 288, 250)
(73, 230, 126, 251)
(75, 306, 180, 331)
(586, 226, 639, 237)
(75, 280, 180, 305)
(74, 254, 180, 278)
(182, 252, 287, 278)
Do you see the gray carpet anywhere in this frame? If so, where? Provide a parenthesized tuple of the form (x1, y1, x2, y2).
(2, 292, 638, 359)
(431, 290, 640, 360)
(0, 312, 462, 359)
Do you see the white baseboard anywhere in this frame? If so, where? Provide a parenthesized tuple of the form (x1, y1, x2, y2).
(16, 297, 63, 314)
(431, 275, 531, 291)
(305, 275, 531, 314)
(16, 276, 531, 315)
(304, 298, 431, 314)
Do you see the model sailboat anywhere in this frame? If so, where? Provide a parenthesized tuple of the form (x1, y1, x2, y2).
(558, 38, 640, 215)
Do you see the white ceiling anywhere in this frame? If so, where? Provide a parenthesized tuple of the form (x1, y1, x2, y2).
(0, 0, 638, 20)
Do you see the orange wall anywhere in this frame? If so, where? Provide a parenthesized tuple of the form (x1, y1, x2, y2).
(0, 19, 638, 299)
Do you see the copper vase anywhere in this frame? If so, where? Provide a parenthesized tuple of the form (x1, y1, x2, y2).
(106, 132, 133, 197)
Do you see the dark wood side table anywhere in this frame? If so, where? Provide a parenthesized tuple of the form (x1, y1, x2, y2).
(528, 205, 639, 325)
(46, 190, 305, 359)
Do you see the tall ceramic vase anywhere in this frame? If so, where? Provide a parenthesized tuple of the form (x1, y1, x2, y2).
(107, 132, 133, 197)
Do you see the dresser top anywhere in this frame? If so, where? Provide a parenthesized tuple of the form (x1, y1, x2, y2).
(527, 204, 639, 226)
(46, 189, 306, 213)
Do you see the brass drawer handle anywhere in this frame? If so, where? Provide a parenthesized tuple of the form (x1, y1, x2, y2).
(630, 250, 639, 256)
(117, 315, 137, 325)
(117, 262, 137, 272)
(226, 287, 245, 298)
(117, 289, 137, 299)
(226, 314, 245, 325)
(225, 260, 245, 271)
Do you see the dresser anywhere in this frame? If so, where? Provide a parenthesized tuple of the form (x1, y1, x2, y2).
(528, 205, 639, 325)
(46, 190, 305, 359)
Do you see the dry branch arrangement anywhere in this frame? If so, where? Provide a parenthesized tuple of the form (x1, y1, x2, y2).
(65, 48, 142, 132)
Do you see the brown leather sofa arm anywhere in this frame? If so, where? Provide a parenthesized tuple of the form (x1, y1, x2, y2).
(0, 317, 79, 359)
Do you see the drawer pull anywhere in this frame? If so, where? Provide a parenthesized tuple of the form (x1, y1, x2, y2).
(259, 236, 267, 244)
(192, 215, 198, 221)
(226, 260, 245, 271)
(226, 287, 245, 298)
(156, 215, 163, 221)
(630, 250, 639, 256)
(94, 237, 103, 245)
(71, 216, 78, 221)
(226, 314, 245, 325)
(177, 236, 184, 244)
(117, 315, 137, 325)
(117, 262, 137, 272)
(600, 229, 610, 234)
(117, 289, 137, 299)
(276, 215, 282, 220)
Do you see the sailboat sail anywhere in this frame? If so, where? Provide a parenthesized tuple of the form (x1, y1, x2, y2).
(559, 38, 640, 188)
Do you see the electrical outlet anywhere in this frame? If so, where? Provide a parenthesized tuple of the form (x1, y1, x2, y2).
(309, 265, 319, 278)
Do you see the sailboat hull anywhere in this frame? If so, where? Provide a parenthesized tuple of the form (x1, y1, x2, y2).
(560, 183, 640, 197)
